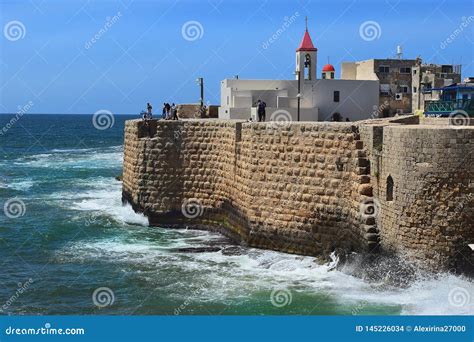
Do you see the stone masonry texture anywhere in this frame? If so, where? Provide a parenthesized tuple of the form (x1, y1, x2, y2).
(122, 118, 474, 272)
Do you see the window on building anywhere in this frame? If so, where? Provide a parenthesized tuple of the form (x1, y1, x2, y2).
(379, 65, 390, 73)
(413, 69, 417, 75)
(441, 65, 453, 73)
(400, 86, 409, 93)
(380, 84, 390, 95)
(330, 72, 335, 79)
(413, 86, 417, 93)
(423, 83, 432, 91)
(400, 67, 411, 74)
(386, 175, 394, 201)
(322, 73, 326, 79)
(333, 91, 340, 102)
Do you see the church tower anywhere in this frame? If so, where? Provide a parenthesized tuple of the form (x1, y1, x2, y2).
(296, 18, 317, 81)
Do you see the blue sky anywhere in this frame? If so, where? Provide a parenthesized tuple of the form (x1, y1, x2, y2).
(0, 0, 473, 114)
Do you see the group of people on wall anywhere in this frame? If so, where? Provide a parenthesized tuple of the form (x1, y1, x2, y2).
(142, 102, 178, 120)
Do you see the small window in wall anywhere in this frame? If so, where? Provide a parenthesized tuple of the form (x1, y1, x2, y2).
(386, 175, 394, 201)
(413, 69, 417, 75)
(441, 65, 453, 73)
(379, 65, 390, 73)
(322, 73, 326, 79)
(330, 72, 335, 79)
(413, 86, 417, 93)
(380, 84, 390, 95)
(400, 85, 409, 93)
(333, 91, 340, 102)
(400, 67, 411, 74)
(227, 96, 229, 105)
(423, 83, 432, 91)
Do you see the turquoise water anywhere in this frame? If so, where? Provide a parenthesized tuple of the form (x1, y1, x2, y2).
(0, 114, 472, 315)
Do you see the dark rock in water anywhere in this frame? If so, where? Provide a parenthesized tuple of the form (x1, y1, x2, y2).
(221, 246, 245, 256)
(115, 175, 123, 181)
(172, 247, 222, 253)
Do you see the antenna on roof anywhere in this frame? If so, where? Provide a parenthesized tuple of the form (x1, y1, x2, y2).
(396, 45, 403, 59)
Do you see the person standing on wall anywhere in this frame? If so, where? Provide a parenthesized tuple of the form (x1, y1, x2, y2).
(171, 103, 179, 120)
(257, 99, 266, 122)
(146, 102, 153, 119)
(165, 103, 171, 119)
(162, 103, 167, 119)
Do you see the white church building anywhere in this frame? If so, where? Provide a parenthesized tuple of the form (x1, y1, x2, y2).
(218, 26, 379, 122)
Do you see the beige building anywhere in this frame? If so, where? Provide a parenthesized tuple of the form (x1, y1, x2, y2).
(341, 58, 461, 116)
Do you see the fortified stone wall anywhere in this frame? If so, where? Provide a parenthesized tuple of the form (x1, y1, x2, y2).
(358, 116, 474, 271)
(123, 118, 474, 271)
(123, 119, 378, 258)
(376, 125, 474, 270)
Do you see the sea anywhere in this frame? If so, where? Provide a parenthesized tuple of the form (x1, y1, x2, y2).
(0, 114, 472, 315)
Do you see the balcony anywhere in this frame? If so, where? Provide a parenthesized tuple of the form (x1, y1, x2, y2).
(424, 99, 474, 117)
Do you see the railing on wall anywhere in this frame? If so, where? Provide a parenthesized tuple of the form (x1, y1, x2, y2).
(424, 99, 474, 116)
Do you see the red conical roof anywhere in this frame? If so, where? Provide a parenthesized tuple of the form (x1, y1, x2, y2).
(296, 30, 317, 52)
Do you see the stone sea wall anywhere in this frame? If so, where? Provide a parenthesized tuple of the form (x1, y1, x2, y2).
(123, 118, 474, 272)
(123, 119, 378, 258)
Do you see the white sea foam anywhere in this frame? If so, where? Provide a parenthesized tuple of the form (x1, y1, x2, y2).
(14, 146, 123, 169)
(63, 179, 148, 226)
(55, 226, 474, 315)
(8, 179, 35, 191)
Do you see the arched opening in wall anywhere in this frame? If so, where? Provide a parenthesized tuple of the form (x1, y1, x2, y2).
(386, 175, 394, 201)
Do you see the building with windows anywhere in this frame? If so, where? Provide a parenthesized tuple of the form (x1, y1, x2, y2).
(412, 63, 462, 113)
(424, 79, 474, 117)
(218, 27, 379, 122)
(341, 57, 461, 116)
